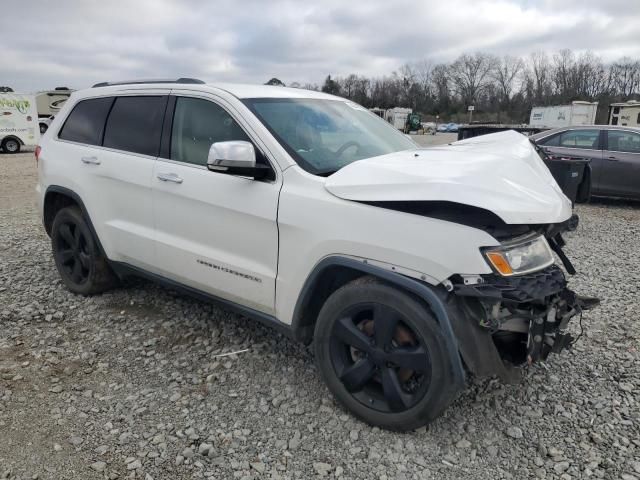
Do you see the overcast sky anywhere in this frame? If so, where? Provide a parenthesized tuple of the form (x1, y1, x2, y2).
(3, 0, 639, 92)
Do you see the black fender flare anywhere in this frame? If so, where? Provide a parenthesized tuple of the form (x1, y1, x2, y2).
(44, 185, 108, 258)
(292, 256, 466, 388)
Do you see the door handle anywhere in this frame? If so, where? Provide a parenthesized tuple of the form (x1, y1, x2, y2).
(157, 172, 183, 184)
(607, 156, 619, 161)
(81, 156, 100, 165)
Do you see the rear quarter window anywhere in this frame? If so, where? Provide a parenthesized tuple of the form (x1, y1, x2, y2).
(103, 96, 167, 156)
(538, 133, 560, 146)
(58, 97, 114, 145)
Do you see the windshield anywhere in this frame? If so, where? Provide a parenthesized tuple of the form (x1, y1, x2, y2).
(243, 98, 416, 175)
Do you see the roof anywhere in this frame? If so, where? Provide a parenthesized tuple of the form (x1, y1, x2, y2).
(610, 100, 640, 107)
(87, 79, 340, 101)
(212, 83, 339, 100)
(530, 124, 640, 140)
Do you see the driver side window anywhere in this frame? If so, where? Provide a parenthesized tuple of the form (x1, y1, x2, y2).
(170, 97, 251, 166)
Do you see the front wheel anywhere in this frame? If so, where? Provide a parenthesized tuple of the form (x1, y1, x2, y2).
(314, 279, 460, 431)
(1, 138, 20, 154)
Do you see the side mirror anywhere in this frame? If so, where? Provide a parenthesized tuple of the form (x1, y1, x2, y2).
(207, 141, 271, 180)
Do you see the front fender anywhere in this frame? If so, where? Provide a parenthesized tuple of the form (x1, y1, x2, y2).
(291, 256, 466, 389)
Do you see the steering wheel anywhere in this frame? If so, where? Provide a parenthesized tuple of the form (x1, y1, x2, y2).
(335, 140, 362, 158)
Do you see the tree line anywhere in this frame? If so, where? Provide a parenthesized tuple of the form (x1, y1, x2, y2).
(269, 50, 640, 124)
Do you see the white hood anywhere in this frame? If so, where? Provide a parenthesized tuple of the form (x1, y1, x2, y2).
(324, 130, 572, 225)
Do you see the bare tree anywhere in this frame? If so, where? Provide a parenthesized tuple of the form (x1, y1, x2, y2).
(448, 53, 498, 106)
(552, 49, 575, 98)
(492, 55, 524, 105)
(530, 51, 552, 104)
(610, 57, 640, 97)
(431, 63, 452, 113)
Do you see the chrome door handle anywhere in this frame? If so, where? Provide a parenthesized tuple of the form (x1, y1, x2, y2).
(81, 156, 100, 165)
(607, 156, 619, 161)
(157, 172, 183, 184)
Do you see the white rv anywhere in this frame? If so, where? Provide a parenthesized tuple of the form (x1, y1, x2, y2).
(385, 107, 412, 130)
(36, 88, 72, 118)
(529, 101, 598, 128)
(0, 93, 40, 153)
(608, 100, 640, 127)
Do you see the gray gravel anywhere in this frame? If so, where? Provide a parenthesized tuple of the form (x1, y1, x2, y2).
(1, 151, 639, 480)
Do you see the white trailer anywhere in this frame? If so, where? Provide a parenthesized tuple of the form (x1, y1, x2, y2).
(608, 100, 640, 127)
(529, 101, 598, 128)
(385, 107, 412, 130)
(0, 93, 40, 154)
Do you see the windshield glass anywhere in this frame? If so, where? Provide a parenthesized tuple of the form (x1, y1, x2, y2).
(243, 98, 416, 175)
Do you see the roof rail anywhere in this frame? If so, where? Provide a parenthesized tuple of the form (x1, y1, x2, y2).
(92, 78, 205, 88)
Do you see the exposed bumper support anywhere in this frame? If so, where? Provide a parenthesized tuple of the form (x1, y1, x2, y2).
(445, 265, 599, 382)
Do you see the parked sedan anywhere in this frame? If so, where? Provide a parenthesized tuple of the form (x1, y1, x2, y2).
(531, 126, 640, 200)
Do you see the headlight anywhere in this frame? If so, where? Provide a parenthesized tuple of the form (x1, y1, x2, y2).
(482, 235, 554, 276)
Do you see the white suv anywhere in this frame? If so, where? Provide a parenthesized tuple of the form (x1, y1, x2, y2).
(36, 79, 596, 431)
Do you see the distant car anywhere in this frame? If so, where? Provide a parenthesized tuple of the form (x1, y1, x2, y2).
(436, 122, 458, 133)
(531, 126, 640, 200)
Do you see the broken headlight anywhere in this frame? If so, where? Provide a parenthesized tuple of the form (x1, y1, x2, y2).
(482, 235, 554, 276)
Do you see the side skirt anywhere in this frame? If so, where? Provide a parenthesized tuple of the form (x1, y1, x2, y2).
(109, 261, 295, 340)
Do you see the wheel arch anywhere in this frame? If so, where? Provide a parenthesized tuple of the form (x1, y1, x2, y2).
(1, 135, 24, 146)
(43, 186, 107, 257)
(291, 256, 466, 387)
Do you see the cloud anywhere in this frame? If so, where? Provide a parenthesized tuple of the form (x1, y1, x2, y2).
(1, 0, 638, 92)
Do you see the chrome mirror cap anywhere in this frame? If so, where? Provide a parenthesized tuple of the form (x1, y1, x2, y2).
(207, 141, 256, 171)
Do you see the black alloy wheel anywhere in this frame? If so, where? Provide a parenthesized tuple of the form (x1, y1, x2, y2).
(55, 220, 91, 285)
(314, 279, 460, 431)
(51, 206, 117, 295)
(329, 303, 432, 413)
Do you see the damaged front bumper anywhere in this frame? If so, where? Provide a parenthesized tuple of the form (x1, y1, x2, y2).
(443, 264, 598, 382)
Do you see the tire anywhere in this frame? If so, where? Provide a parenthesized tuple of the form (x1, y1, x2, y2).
(51, 206, 118, 295)
(1, 138, 20, 154)
(40, 123, 48, 135)
(314, 279, 460, 431)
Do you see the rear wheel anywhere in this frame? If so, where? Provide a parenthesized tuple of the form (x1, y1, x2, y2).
(1, 138, 20, 154)
(51, 206, 117, 295)
(314, 279, 460, 431)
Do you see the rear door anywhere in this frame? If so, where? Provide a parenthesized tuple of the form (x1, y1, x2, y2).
(151, 93, 281, 314)
(599, 129, 640, 199)
(56, 93, 167, 269)
(538, 128, 604, 192)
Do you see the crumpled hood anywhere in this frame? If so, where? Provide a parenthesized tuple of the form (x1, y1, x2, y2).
(325, 130, 572, 224)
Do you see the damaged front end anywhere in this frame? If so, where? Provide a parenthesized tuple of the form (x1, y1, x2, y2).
(443, 230, 599, 382)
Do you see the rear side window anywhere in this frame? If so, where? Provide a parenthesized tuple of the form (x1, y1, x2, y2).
(538, 133, 560, 147)
(58, 97, 113, 145)
(103, 96, 166, 156)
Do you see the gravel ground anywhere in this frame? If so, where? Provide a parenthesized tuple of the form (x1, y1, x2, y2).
(1, 151, 639, 480)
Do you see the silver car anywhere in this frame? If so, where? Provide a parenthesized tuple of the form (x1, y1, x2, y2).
(531, 126, 640, 200)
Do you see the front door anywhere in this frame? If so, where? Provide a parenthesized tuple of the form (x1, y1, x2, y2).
(540, 128, 604, 192)
(600, 129, 640, 199)
(151, 94, 281, 314)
